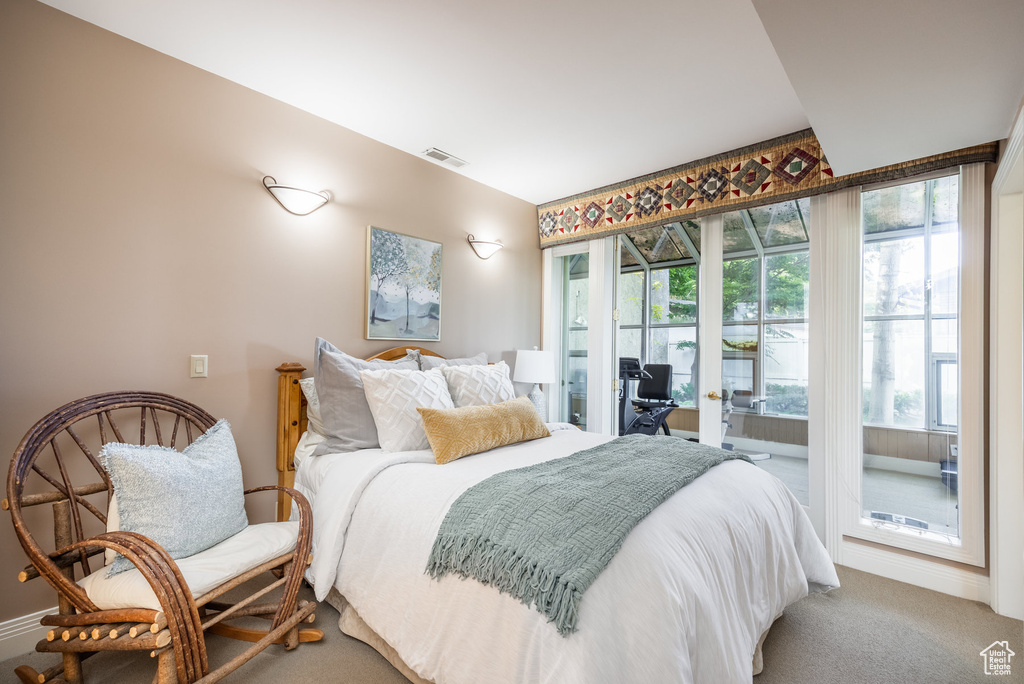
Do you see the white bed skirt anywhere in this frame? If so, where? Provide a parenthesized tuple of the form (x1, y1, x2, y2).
(325, 587, 775, 682)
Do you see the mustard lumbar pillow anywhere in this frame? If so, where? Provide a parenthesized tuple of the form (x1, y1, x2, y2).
(417, 395, 551, 465)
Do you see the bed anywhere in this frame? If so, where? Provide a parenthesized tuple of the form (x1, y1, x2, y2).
(273, 346, 838, 684)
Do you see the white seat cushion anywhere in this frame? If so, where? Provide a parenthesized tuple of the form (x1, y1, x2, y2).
(79, 521, 300, 611)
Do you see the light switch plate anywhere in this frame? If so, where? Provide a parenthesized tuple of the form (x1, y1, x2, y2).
(190, 355, 208, 378)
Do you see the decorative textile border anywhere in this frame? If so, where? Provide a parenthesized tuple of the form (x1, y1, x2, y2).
(536, 129, 998, 248)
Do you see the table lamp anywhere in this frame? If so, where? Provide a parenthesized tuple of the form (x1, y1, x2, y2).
(514, 347, 555, 420)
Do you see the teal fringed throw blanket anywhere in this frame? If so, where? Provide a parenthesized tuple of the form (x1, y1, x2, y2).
(425, 434, 752, 636)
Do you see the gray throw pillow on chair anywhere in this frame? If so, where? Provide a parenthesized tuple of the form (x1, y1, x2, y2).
(312, 337, 418, 456)
(101, 419, 248, 576)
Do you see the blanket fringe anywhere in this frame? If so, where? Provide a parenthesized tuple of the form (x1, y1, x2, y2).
(427, 533, 581, 636)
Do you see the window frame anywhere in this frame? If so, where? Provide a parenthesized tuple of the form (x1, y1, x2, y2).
(841, 166, 986, 566)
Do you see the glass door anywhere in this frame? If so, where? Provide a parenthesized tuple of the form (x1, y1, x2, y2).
(860, 175, 961, 540)
(615, 225, 700, 436)
(718, 199, 811, 506)
(560, 253, 589, 428)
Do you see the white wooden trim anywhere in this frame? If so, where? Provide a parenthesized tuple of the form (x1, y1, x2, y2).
(862, 454, 938, 478)
(812, 188, 863, 562)
(954, 162, 988, 566)
(549, 243, 589, 259)
(807, 194, 826, 542)
(989, 104, 1024, 619)
(697, 214, 724, 446)
(0, 606, 55, 662)
(840, 541, 990, 604)
(541, 248, 556, 422)
(993, 100, 1024, 191)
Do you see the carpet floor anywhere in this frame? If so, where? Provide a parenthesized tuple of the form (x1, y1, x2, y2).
(3, 565, 1020, 683)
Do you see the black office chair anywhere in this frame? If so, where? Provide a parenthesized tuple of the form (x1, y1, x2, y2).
(621, 363, 678, 436)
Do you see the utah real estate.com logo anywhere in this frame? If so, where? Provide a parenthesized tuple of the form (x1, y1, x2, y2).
(980, 641, 1015, 676)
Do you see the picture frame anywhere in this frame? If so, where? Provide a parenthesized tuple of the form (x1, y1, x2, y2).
(366, 225, 443, 341)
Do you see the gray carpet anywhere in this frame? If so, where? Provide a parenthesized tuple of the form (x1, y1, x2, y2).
(3, 566, 1020, 683)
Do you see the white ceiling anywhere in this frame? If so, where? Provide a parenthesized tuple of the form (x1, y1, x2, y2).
(752, 0, 1024, 178)
(38, 0, 1024, 205)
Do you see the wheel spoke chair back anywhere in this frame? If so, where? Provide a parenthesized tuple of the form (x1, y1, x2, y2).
(5, 391, 318, 684)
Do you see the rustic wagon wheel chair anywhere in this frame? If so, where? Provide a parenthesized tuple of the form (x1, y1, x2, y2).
(4, 391, 321, 684)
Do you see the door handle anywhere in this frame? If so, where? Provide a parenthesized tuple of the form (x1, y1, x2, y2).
(707, 391, 722, 400)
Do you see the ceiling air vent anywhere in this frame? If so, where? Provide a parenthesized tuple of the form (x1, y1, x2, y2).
(422, 148, 468, 168)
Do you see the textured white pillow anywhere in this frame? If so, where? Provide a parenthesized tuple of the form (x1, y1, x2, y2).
(360, 368, 454, 452)
(442, 361, 516, 408)
(298, 377, 326, 436)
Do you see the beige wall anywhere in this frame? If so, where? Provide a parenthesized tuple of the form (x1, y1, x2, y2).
(0, 0, 541, 621)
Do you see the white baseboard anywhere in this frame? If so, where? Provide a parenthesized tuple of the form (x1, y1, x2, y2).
(0, 606, 56, 662)
(840, 540, 990, 604)
(728, 437, 808, 459)
(863, 453, 939, 477)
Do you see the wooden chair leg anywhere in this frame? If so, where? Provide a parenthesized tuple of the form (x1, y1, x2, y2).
(153, 648, 179, 684)
(53, 502, 84, 684)
(284, 625, 300, 651)
(61, 654, 82, 684)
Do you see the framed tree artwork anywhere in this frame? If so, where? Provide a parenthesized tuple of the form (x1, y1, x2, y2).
(366, 225, 443, 341)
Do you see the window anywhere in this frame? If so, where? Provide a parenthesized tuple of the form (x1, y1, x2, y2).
(862, 175, 959, 432)
(617, 203, 810, 418)
(561, 253, 589, 428)
(617, 223, 700, 407)
(720, 199, 811, 418)
(716, 200, 811, 506)
(860, 174, 961, 538)
(559, 165, 986, 577)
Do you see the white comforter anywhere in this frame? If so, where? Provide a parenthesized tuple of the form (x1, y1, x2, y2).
(295, 428, 838, 684)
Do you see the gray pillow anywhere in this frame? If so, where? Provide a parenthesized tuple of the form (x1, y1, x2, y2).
(297, 377, 326, 436)
(312, 337, 418, 455)
(101, 419, 248, 576)
(420, 351, 488, 370)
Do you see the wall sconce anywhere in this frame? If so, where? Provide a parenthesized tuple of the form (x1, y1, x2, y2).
(467, 234, 504, 259)
(262, 176, 331, 215)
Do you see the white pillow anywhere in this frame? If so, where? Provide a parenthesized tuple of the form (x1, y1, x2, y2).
(442, 361, 515, 408)
(298, 377, 326, 436)
(420, 351, 487, 370)
(292, 429, 326, 469)
(360, 368, 454, 452)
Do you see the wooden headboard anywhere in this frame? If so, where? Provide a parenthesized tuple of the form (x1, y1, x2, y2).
(274, 346, 444, 521)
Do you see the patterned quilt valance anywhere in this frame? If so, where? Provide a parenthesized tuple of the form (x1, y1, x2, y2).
(536, 129, 998, 248)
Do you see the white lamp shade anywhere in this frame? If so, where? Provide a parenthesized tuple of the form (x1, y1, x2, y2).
(514, 349, 555, 384)
(468, 235, 504, 259)
(263, 176, 330, 215)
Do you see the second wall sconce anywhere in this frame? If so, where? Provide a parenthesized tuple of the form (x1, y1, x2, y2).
(262, 176, 331, 215)
(467, 234, 504, 259)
